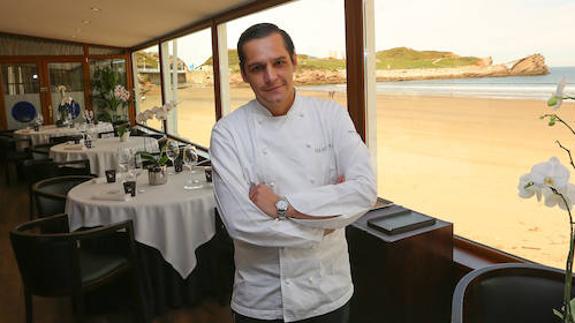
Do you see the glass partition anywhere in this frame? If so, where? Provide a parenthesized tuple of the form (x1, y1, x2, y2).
(224, 0, 348, 113)
(133, 45, 163, 131)
(1, 63, 41, 129)
(371, 0, 575, 269)
(161, 28, 215, 147)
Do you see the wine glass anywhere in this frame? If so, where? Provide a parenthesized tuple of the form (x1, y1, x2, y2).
(117, 147, 133, 179)
(165, 140, 180, 175)
(183, 145, 202, 189)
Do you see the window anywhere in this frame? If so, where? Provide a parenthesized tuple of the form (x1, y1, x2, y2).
(161, 29, 216, 147)
(371, 0, 575, 268)
(133, 45, 163, 131)
(223, 0, 347, 114)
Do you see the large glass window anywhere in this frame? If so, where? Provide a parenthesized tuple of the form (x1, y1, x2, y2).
(223, 0, 347, 113)
(133, 45, 163, 131)
(161, 29, 216, 147)
(372, 0, 575, 268)
(1, 63, 41, 129)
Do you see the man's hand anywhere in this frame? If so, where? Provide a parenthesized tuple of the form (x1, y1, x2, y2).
(249, 183, 279, 218)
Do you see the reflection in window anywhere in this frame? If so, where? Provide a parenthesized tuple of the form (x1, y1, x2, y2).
(372, 0, 575, 268)
(133, 45, 163, 131)
(161, 29, 216, 147)
(224, 0, 347, 113)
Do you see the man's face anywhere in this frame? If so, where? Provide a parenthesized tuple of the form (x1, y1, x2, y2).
(240, 33, 297, 114)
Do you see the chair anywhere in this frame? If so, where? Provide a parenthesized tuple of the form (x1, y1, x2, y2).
(452, 263, 575, 323)
(22, 160, 92, 219)
(10, 214, 148, 323)
(0, 135, 32, 184)
(30, 143, 56, 160)
(98, 130, 116, 139)
(31, 175, 95, 218)
(49, 135, 83, 144)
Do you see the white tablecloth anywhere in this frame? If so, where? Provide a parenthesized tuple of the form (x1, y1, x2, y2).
(49, 136, 159, 177)
(65, 169, 216, 278)
(14, 123, 114, 146)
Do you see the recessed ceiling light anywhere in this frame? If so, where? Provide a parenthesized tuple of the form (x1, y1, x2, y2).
(90, 7, 101, 12)
(82, 20, 91, 24)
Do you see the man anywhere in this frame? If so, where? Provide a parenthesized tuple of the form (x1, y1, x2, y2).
(209, 23, 376, 323)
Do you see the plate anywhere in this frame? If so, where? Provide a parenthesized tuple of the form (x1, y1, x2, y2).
(11, 101, 37, 123)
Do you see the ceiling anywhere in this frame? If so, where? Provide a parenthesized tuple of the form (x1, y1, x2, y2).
(0, 0, 254, 48)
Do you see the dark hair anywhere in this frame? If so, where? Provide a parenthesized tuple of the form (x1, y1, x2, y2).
(237, 23, 295, 72)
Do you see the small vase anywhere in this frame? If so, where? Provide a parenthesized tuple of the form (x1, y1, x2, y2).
(148, 165, 168, 186)
(120, 132, 130, 142)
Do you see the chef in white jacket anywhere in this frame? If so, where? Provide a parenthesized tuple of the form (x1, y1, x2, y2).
(210, 23, 377, 323)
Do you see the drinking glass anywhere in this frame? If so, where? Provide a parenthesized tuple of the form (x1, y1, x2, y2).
(165, 140, 180, 175)
(183, 144, 202, 189)
(117, 147, 133, 178)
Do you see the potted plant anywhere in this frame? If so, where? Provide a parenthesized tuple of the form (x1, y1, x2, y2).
(139, 149, 169, 186)
(117, 124, 130, 142)
(92, 67, 130, 124)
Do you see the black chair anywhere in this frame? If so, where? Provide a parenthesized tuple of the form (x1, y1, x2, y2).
(0, 135, 32, 184)
(22, 160, 92, 219)
(30, 143, 56, 160)
(31, 175, 95, 218)
(452, 263, 575, 323)
(10, 214, 148, 323)
(98, 130, 116, 139)
(49, 135, 84, 144)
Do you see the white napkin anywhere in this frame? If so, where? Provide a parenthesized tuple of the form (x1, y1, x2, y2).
(63, 144, 86, 151)
(92, 190, 131, 202)
(91, 177, 107, 184)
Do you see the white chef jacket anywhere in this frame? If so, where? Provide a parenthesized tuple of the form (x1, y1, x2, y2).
(209, 94, 376, 322)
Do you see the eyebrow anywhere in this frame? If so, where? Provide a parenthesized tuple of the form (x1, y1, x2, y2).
(246, 55, 289, 69)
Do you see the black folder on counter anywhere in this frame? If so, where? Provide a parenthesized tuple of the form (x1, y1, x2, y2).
(367, 205, 436, 235)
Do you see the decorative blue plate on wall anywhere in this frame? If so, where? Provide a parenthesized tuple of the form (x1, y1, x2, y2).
(11, 101, 37, 123)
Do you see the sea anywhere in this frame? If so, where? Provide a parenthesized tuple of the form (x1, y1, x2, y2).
(301, 66, 575, 101)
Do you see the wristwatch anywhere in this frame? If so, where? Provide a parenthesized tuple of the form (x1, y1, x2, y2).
(275, 197, 289, 220)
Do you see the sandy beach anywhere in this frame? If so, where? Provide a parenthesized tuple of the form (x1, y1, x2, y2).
(139, 85, 575, 269)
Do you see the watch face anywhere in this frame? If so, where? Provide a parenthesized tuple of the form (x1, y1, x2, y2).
(276, 199, 289, 211)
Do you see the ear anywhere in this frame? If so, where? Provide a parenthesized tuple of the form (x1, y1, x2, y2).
(291, 54, 298, 70)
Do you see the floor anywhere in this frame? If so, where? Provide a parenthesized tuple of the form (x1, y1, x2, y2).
(0, 165, 233, 323)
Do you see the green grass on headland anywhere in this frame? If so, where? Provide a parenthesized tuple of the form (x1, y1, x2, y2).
(137, 47, 482, 72)
(375, 47, 481, 69)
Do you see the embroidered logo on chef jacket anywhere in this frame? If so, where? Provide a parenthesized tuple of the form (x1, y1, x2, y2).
(314, 143, 333, 154)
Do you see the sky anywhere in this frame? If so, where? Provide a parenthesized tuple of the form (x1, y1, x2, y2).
(162, 0, 575, 68)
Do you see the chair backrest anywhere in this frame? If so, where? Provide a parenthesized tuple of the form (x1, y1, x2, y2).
(10, 214, 135, 297)
(22, 160, 92, 185)
(452, 263, 573, 323)
(32, 175, 94, 217)
(49, 135, 83, 144)
(31, 143, 55, 160)
(98, 130, 116, 139)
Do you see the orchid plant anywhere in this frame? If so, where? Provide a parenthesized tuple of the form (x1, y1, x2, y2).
(136, 101, 176, 125)
(519, 77, 575, 323)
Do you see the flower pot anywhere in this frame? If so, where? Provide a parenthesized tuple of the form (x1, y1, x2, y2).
(148, 165, 167, 186)
(120, 132, 130, 142)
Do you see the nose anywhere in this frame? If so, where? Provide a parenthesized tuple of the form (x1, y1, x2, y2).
(263, 64, 277, 83)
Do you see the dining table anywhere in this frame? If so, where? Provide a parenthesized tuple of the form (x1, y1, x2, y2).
(49, 136, 159, 177)
(14, 122, 114, 146)
(65, 168, 226, 317)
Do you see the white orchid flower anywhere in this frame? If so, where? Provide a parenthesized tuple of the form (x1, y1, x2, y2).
(543, 183, 575, 210)
(548, 77, 567, 110)
(529, 157, 570, 190)
(518, 173, 541, 201)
